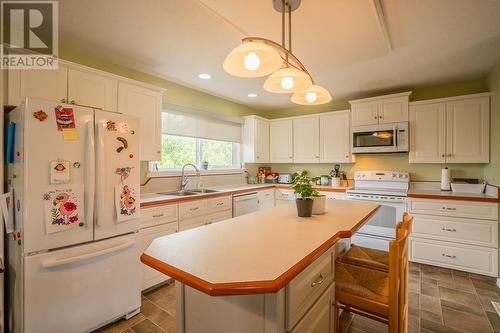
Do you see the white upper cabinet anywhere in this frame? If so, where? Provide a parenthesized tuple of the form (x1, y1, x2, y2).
(350, 92, 411, 126)
(118, 82, 163, 161)
(242, 116, 269, 163)
(350, 101, 379, 126)
(378, 96, 409, 124)
(319, 110, 354, 163)
(7, 66, 68, 105)
(270, 119, 293, 163)
(67, 68, 117, 111)
(293, 117, 320, 163)
(409, 103, 446, 163)
(446, 97, 489, 163)
(409, 94, 490, 164)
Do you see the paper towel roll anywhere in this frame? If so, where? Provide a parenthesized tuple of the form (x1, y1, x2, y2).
(441, 167, 451, 191)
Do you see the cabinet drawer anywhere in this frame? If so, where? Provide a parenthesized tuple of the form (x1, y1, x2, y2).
(140, 204, 178, 229)
(318, 191, 345, 200)
(408, 198, 498, 220)
(179, 216, 205, 232)
(290, 283, 334, 333)
(410, 237, 498, 277)
(412, 214, 498, 247)
(275, 189, 295, 201)
(286, 248, 334, 330)
(258, 189, 275, 210)
(206, 196, 231, 213)
(205, 210, 232, 225)
(179, 200, 207, 220)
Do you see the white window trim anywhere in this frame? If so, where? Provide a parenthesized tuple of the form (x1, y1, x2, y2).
(147, 164, 245, 178)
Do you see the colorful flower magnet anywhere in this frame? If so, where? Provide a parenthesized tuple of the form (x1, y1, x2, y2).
(33, 110, 48, 121)
(115, 167, 133, 181)
(106, 120, 117, 131)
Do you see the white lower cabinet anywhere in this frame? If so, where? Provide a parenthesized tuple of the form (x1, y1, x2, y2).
(318, 191, 345, 200)
(205, 210, 232, 225)
(275, 188, 296, 206)
(258, 189, 275, 210)
(179, 196, 232, 231)
(408, 198, 499, 276)
(140, 223, 178, 290)
(410, 238, 498, 277)
(179, 216, 206, 231)
(290, 284, 334, 333)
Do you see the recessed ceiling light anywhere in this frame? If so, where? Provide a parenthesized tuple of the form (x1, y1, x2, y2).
(198, 73, 211, 80)
(247, 93, 257, 98)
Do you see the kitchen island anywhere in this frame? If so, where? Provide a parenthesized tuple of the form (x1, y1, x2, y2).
(142, 200, 379, 333)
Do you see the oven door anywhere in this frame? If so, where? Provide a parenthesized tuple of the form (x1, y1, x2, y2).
(347, 196, 407, 250)
(351, 123, 397, 153)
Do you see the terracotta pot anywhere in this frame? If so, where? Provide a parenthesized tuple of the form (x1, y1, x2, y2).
(295, 198, 313, 217)
(312, 195, 326, 215)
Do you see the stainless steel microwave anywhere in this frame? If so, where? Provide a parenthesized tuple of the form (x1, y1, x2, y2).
(351, 122, 408, 153)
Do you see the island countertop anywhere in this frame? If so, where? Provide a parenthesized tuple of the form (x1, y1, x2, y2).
(141, 200, 379, 296)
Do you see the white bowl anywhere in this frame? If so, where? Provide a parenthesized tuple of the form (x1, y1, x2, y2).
(450, 183, 486, 194)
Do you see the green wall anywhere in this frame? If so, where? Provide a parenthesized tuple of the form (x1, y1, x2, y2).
(484, 59, 500, 185)
(247, 77, 491, 182)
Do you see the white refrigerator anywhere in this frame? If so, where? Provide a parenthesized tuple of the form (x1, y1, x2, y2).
(7, 98, 142, 333)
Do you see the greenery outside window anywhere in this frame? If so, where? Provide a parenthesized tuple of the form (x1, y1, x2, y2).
(155, 134, 239, 170)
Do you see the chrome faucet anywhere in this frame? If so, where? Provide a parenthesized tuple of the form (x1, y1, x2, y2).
(180, 163, 200, 191)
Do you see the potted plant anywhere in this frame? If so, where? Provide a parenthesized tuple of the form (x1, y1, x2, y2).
(312, 192, 326, 215)
(200, 161, 209, 170)
(292, 171, 318, 217)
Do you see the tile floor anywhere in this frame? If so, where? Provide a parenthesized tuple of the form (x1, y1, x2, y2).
(97, 262, 500, 333)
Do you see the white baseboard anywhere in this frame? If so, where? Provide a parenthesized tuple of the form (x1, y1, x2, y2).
(497, 278, 500, 289)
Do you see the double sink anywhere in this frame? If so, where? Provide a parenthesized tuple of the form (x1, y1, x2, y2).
(157, 189, 220, 197)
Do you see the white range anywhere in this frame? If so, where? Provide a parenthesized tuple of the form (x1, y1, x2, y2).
(346, 170, 410, 250)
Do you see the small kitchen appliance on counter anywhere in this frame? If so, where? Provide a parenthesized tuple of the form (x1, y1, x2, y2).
(278, 173, 293, 184)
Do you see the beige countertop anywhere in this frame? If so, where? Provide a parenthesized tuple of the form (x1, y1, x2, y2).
(141, 200, 379, 296)
(408, 188, 499, 203)
(140, 183, 352, 207)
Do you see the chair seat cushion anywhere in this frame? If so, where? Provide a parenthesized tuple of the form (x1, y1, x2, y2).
(335, 261, 389, 305)
(341, 245, 389, 271)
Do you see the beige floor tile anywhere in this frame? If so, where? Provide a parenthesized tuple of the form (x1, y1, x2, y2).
(158, 316, 176, 333)
(100, 313, 145, 333)
(140, 298, 171, 325)
(131, 319, 166, 333)
(439, 286, 482, 312)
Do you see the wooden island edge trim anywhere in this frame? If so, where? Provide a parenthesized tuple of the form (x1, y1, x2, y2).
(140, 205, 380, 296)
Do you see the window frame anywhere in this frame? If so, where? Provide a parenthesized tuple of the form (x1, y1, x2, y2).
(148, 134, 243, 177)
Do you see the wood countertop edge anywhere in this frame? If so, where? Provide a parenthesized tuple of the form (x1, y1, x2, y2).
(407, 193, 500, 203)
(140, 205, 380, 296)
(141, 185, 350, 207)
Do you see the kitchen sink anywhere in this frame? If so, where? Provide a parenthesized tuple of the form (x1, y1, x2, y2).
(191, 189, 220, 193)
(157, 191, 198, 196)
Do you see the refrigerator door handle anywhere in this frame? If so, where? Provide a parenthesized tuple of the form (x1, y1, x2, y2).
(95, 124, 105, 227)
(41, 240, 135, 269)
(85, 121, 95, 228)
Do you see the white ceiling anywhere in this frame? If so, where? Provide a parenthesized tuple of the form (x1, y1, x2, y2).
(59, 0, 500, 109)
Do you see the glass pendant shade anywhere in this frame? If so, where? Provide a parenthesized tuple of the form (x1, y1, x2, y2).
(223, 41, 283, 78)
(263, 67, 312, 93)
(291, 85, 332, 105)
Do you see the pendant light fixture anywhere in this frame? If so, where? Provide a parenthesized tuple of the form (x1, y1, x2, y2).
(222, 0, 332, 105)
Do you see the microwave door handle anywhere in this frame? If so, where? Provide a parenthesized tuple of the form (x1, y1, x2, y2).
(393, 125, 398, 150)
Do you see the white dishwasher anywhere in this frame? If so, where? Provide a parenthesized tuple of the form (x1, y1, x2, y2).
(232, 192, 259, 217)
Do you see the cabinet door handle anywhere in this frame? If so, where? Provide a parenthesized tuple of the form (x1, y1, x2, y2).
(446, 207, 457, 211)
(441, 154, 446, 158)
(311, 274, 324, 287)
(189, 207, 199, 211)
(216, 202, 224, 206)
(70, 100, 76, 104)
(441, 227, 457, 232)
(152, 214, 164, 218)
(61, 98, 67, 103)
(374, 116, 378, 119)
(442, 253, 456, 259)
(447, 154, 452, 157)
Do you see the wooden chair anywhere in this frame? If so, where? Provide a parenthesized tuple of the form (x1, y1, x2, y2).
(334, 228, 410, 333)
(339, 213, 413, 272)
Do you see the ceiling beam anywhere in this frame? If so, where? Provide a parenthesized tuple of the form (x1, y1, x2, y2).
(370, 0, 392, 52)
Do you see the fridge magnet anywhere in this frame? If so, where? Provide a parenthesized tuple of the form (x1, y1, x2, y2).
(6, 122, 16, 163)
(33, 110, 48, 121)
(115, 184, 139, 222)
(115, 167, 133, 182)
(50, 160, 70, 184)
(0, 190, 13, 234)
(62, 128, 78, 141)
(54, 106, 76, 131)
(106, 120, 117, 131)
(43, 187, 84, 234)
(116, 137, 128, 153)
